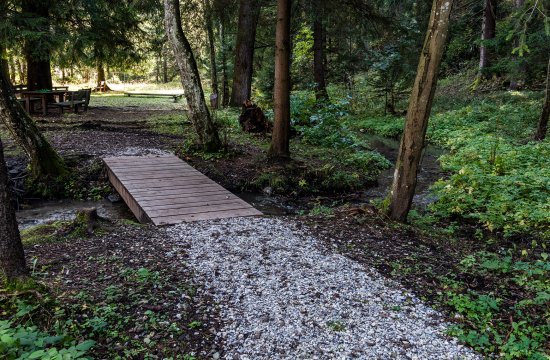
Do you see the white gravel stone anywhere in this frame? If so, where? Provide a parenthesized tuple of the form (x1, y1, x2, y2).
(167, 217, 481, 359)
(110, 147, 173, 157)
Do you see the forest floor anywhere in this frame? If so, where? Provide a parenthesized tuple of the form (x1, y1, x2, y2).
(1, 91, 548, 358)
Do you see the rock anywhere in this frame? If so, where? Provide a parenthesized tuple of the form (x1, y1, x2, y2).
(107, 193, 121, 203)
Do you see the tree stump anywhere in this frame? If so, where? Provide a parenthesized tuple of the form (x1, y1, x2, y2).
(75, 208, 99, 235)
(239, 100, 272, 134)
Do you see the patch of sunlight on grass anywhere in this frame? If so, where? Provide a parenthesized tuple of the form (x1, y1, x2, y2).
(90, 93, 187, 111)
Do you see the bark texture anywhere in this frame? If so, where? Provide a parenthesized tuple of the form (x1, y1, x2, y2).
(164, 0, 221, 152)
(230, 0, 262, 106)
(22, 0, 53, 91)
(97, 61, 106, 86)
(388, 0, 454, 222)
(0, 137, 28, 281)
(313, 0, 328, 102)
(534, 57, 549, 141)
(479, 0, 497, 75)
(268, 0, 291, 158)
(203, 0, 219, 106)
(220, 22, 230, 107)
(0, 68, 66, 178)
(509, 0, 525, 90)
(163, 43, 169, 83)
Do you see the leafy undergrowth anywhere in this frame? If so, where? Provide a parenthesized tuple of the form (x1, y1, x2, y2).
(23, 156, 112, 201)
(146, 104, 393, 196)
(306, 207, 550, 359)
(333, 89, 549, 357)
(427, 94, 549, 240)
(2, 223, 218, 359)
(348, 91, 549, 241)
(0, 282, 96, 360)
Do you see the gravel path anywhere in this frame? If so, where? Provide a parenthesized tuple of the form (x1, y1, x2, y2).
(167, 217, 480, 359)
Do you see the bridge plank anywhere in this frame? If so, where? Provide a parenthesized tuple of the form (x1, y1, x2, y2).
(104, 155, 261, 225)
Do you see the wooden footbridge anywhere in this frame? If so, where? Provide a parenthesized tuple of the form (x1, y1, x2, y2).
(103, 155, 262, 225)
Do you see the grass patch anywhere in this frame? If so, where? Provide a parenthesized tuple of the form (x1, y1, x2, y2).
(20, 221, 73, 245)
(146, 112, 188, 136)
(90, 93, 187, 111)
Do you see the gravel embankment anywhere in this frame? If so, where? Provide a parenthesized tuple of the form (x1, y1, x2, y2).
(167, 217, 480, 359)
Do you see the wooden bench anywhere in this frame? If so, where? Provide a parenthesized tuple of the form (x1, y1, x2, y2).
(51, 88, 91, 113)
(12, 84, 27, 93)
(123, 91, 184, 102)
(13, 85, 41, 112)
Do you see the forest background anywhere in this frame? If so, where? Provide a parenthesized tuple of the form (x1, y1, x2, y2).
(0, 0, 549, 358)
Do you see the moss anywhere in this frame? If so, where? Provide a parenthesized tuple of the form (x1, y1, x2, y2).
(20, 221, 72, 245)
(20, 211, 107, 246)
(1, 276, 42, 292)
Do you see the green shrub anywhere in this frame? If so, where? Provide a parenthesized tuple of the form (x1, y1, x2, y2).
(446, 250, 550, 359)
(430, 140, 549, 238)
(351, 115, 404, 138)
(0, 298, 95, 360)
(0, 321, 95, 360)
(427, 95, 548, 239)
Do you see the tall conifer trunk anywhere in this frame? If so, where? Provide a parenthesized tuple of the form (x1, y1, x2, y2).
(163, 43, 169, 83)
(534, 57, 550, 141)
(388, 0, 453, 222)
(269, 0, 291, 159)
(479, 0, 497, 76)
(164, 0, 221, 152)
(203, 0, 219, 107)
(313, 0, 328, 102)
(220, 22, 230, 107)
(230, 0, 262, 106)
(0, 137, 28, 281)
(97, 60, 106, 87)
(509, 0, 525, 90)
(22, 0, 53, 91)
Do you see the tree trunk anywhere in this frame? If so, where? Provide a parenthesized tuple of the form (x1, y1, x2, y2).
(97, 61, 106, 86)
(388, 0, 454, 222)
(534, 57, 550, 141)
(1, 58, 8, 83)
(479, 0, 496, 75)
(26, 60, 52, 91)
(164, 0, 221, 152)
(509, 0, 525, 90)
(0, 138, 28, 281)
(313, 0, 328, 102)
(163, 43, 169, 83)
(22, 0, 53, 91)
(0, 1, 6, 80)
(203, 0, 219, 107)
(9, 56, 17, 84)
(220, 22, 230, 107)
(230, 0, 262, 106)
(268, 0, 291, 159)
(0, 65, 66, 179)
(156, 54, 160, 83)
(16, 59, 25, 84)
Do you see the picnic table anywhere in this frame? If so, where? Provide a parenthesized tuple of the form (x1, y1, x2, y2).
(20, 90, 69, 116)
